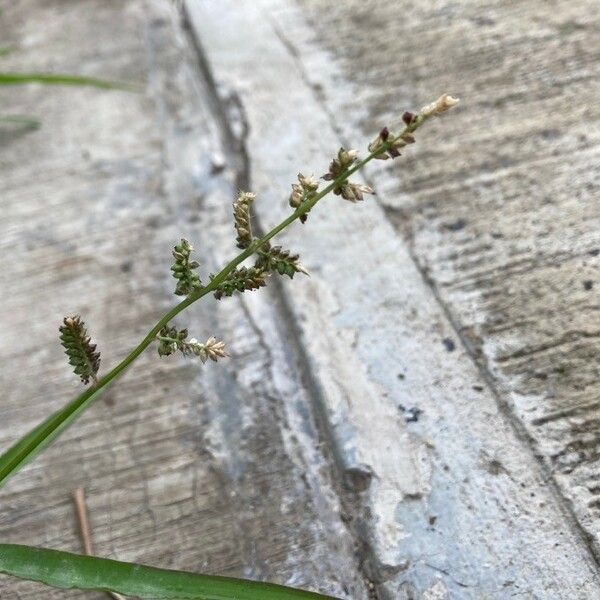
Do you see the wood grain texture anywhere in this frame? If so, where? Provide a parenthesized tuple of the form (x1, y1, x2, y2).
(0, 1, 366, 598)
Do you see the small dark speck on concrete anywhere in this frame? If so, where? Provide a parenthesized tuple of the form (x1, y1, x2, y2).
(472, 384, 484, 392)
(406, 406, 423, 423)
(398, 404, 423, 422)
(583, 280, 593, 291)
(103, 394, 115, 407)
(344, 467, 373, 492)
(538, 128, 561, 140)
(472, 16, 495, 26)
(406, 407, 422, 423)
(486, 459, 504, 475)
(589, 248, 599, 257)
(146, 215, 162, 229)
(428, 515, 437, 526)
(557, 19, 585, 35)
(444, 218, 467, 232)
(120, 261, 132, 273)
(442, 337, 456, 352)
(397, 372, 405, 380)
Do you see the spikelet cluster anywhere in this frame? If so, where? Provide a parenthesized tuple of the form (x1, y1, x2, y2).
(233, 191, 255, 249)
(157, 325, 189, 356)
(157, 325, 227, 363)
(213, 267, 268, 300)
(256, 244, 308, 278)
(368, 125, 415, 160)
(59, 316, 101, 385)
(322, 148, 374, 202)
(289, 173, 319, 223)
(171, 239, 202, 296)
(366, 95, 459, 163)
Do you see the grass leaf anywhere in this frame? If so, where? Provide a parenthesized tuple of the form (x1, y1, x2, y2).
(0, 72, 138, 91)
(0, 545, 339, 600)
(0, 115, 40, 129)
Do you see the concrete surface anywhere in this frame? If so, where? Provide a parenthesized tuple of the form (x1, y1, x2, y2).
(1, 0, 599, 598)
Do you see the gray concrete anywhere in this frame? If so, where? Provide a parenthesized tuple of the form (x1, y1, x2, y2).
(0, 1, 365, 598)
(1, 0, 599, 598)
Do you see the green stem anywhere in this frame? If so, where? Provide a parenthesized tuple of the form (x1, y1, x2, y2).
(0, 116, 429, 488)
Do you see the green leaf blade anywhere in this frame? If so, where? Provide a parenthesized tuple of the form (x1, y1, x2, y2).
(0, 72, 138, 91)
(0, 545, 339, 600)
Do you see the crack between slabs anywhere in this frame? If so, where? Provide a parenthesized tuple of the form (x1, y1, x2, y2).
(179, 3, 383, 597)
(267, 0, 600, 578)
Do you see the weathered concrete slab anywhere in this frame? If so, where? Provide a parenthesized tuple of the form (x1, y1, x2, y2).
(285, 0, 600, 578)
(2, 0, 600, 599)
(0, 1, 366, 598)
(185, 0, 600, 597)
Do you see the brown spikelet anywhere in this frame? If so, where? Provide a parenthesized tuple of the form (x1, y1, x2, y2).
(213, 267, 268, 300)
(59, 316, 101, 385)
(289, 174, 319, 224)
(233, 191, 256, 249)
(255, 244, 308, 278)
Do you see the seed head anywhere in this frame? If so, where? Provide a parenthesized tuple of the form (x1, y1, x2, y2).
(334, 182, 374, 202)
(189, 336, 228, 363)
(59, 316, 101, 385)
(289, 173, 319, 223)
(255, 244, 308, 278)
(368, 125, 416, 160)
(213, 267, 268, 300)
(322, 147, 358, 181)
(171, 239, 202, 296)
(233, 191, 256, 249)
(157, 325, 188, 356)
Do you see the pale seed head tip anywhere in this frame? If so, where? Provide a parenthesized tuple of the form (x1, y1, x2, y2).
(420, 94, 460, 117)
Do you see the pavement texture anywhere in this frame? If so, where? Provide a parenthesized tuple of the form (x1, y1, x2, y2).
(0, 1, 599, 598)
